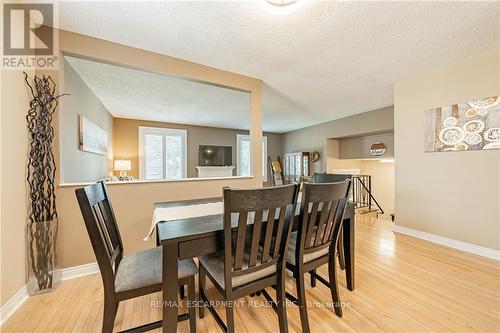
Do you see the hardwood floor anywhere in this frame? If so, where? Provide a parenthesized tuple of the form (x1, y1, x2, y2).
(3, 216, 499, 332)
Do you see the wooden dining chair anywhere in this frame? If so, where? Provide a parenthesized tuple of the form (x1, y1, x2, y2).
(311, 173, 352, 275)
(198, 184, 299, 333)
(75, 181, 197, 333)
(313, 172, 352, 183)
(285, 180, 351, 333)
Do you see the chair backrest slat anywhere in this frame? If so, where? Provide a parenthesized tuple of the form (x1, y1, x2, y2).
(223, 184, 299, 292)
(304, 202, 319, 248)
(248, 210, 263, 267)
(329, 194, 346, 244)
(97, 200, 121, 250)
(93, 204, 113, 258)
(75, 181, 124, 293)
(261, 207, 276, 263)
(314, 200, 331, 246)
(272, 207, 287, 257)
(322, 200, 339, 244)
(297, 181, 351, 262)
(234, 211, 248, 270)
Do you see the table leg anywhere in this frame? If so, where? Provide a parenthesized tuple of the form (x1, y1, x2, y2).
(337, 225, 346, 270)
(162, 243, 179, 333)
(342, 216, 355, 291)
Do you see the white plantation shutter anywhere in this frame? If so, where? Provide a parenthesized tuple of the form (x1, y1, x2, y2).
(165, 135, 183, 179)
(237, 134, 268, 182)
(139, 127, 187, 180)
(238, 137, 251, 176)
(144, 133, 163, 179)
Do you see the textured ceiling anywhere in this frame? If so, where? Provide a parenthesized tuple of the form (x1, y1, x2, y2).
(65, 56, 251, 130)
(56, 1, 500, 133)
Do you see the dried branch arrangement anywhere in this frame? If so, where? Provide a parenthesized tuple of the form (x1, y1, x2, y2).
(24, 72, 67, 292)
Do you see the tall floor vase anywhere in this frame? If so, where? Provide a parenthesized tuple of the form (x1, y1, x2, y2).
(27, 219, 59, 294)
(24, 72, 66, 295)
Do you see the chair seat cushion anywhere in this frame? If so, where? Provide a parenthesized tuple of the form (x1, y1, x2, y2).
(286, 231, 329, 266)
(115, 246, 197, 293)
(199, 251, 276, 289)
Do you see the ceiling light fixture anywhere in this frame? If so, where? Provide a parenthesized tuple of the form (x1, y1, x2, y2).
(263, 0, 307, 15)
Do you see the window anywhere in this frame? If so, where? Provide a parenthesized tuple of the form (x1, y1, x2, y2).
(236, 134, 268, 182)
(139, 126, 187, 180)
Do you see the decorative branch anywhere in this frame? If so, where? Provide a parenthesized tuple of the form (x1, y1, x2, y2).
(24, 72, 68, 291)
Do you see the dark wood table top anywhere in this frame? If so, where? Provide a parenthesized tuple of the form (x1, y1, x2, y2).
(157, 199, 354, 244)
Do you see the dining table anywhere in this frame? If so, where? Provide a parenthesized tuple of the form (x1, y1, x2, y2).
(155, 197, 355, 333)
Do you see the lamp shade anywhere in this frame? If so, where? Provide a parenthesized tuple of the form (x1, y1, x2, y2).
(114, 160, 131, 171)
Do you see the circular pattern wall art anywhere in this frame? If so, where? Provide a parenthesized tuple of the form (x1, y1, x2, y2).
(465, 108, 478, 118)
(424, 96, 500, 152)
(483, 128, 500, 150)
(463, 119, 485, 134)
(468, 96, 500, 109)
(442, 116, 458, 127)
(484, 127, 500, 142)
(439, 126, 465, 146)
(464, 133, 482, 146)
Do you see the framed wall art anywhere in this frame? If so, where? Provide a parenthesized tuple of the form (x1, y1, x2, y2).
(79, 115, 108, 155)
(424, 96, 500, 152)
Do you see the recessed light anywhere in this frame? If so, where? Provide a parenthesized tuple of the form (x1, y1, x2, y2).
(267, 0, 298, 6)
(263, 0, 307, 15)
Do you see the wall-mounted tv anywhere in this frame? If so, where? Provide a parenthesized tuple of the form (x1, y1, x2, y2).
(199, 145, 232, 166)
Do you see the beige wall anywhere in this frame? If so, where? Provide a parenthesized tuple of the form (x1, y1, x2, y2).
(0, 69, 31, 306)
(283, 106, 394, 173)
(0, 10, 33, 308)
(326, 139, 362, 173)
(48, 29, 263, 269)
(339, 132, 394, 159)
(360, 160, 395, 218)
(394, 49, 500, 250)
(60, 58, 114, 183)
(113, 118, 283, 186)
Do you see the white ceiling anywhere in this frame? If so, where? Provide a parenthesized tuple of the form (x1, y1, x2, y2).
(65, 56, 251, 130)
(56, 1, 500, 133)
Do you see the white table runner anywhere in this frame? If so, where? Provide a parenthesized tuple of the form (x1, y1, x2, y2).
(144, 202, 224, 241)
(145, 192, 307, 241)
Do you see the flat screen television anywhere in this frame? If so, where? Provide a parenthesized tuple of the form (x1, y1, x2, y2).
(199, 145, 232, 166)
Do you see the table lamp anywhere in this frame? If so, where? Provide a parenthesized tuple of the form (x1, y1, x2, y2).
(114, 160, 131, 177)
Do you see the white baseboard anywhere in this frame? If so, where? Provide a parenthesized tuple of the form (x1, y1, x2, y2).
(393, 225, 500, 261)
(0, 285, 28, 326)
(60, 262, 99, 281)
(0, 262, 99, 327)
